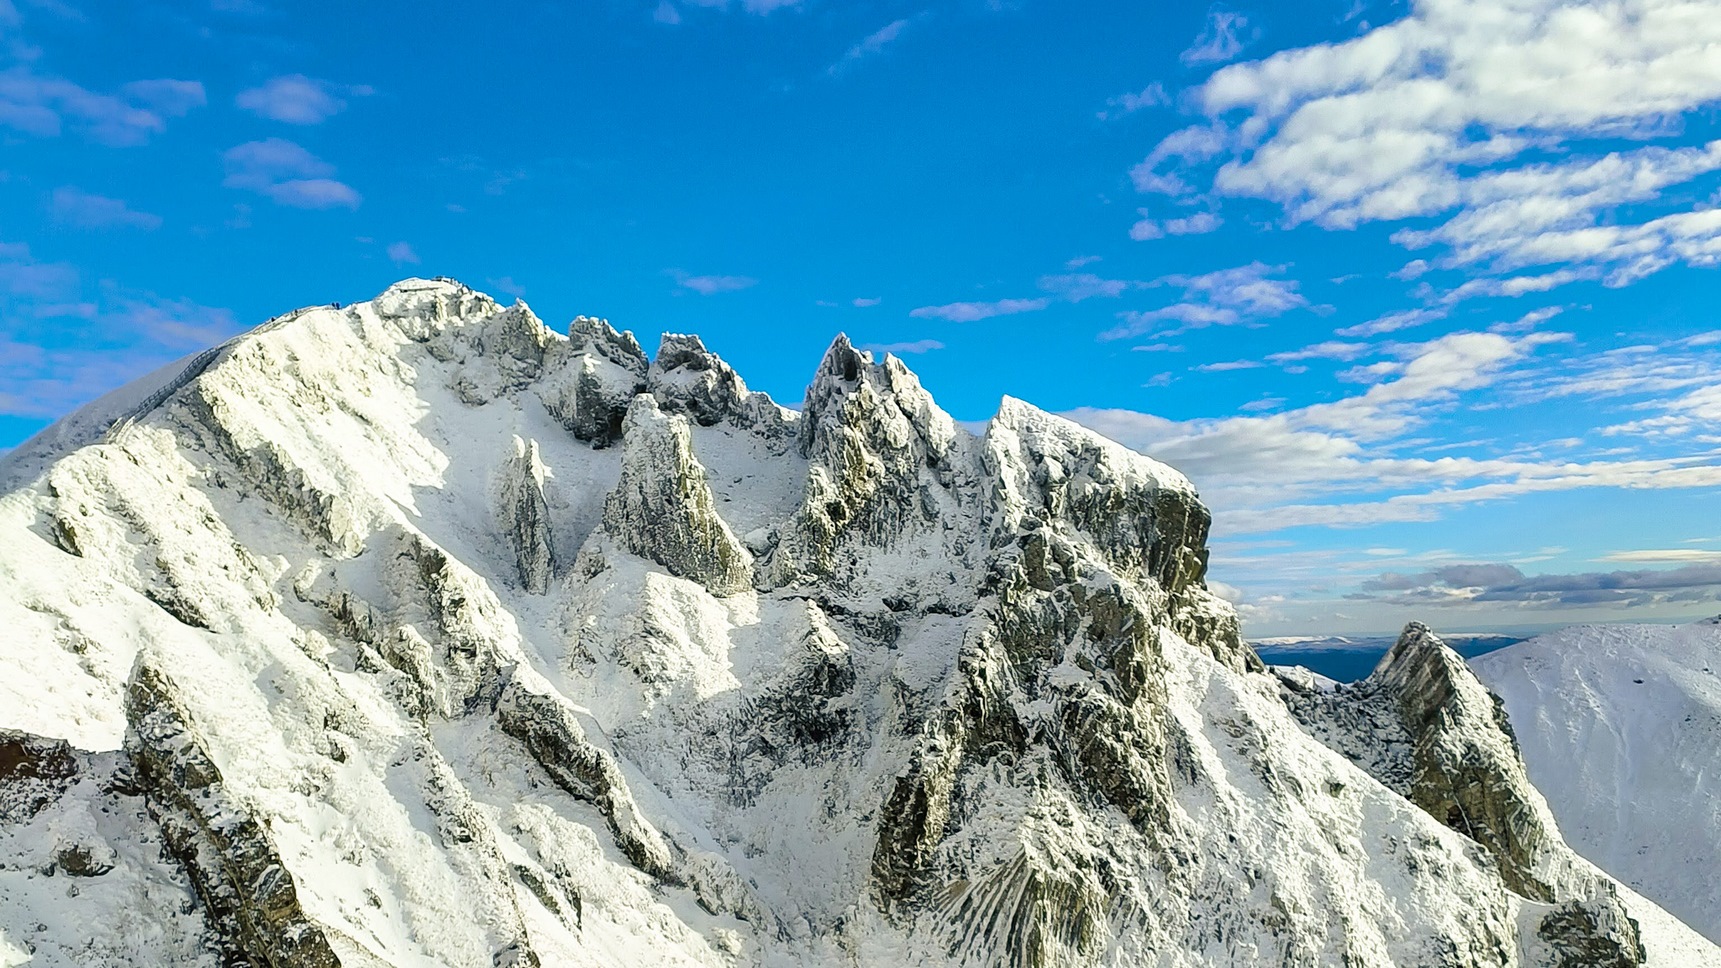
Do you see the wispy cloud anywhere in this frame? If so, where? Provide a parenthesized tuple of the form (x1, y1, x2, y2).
(909, 297, 1048, 322)
(669, 269, 757, 295)
(1336, 307, 1446, 338)
(235, 74, 371, 125)
(860, 339, 943, 355)
(1102, 261, 1309, 339)
(222, 138, 361, 209)
(1063, 328, 1721, 537)
(1180, 8, 1254, 66)
(831, 17, 913, 74)
(1352, 561, 1721, 610)
(1098, 82, 1168, 121)
(0, 67, 205, 145)
(49, 186, 161, 230)
(1130, 209, 1221, 241)
(386, 241, 419, 265)
(0, 241, 240, 421)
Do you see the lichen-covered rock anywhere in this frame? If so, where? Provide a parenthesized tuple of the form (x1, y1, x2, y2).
(1535, 893, 1648, 968)
(769, 336, 970, 584)
(599, 395, 753, 596)
(124, 660, 341, 968)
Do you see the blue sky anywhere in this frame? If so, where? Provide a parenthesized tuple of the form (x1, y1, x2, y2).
(3, 0, 1720, 635)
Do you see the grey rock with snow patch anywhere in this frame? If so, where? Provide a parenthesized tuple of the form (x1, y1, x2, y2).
(599, 395, 753, 596)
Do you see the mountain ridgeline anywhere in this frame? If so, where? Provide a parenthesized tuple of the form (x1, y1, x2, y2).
(0, 279, 1710, 967)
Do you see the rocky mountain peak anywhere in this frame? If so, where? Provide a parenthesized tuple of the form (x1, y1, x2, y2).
(0, 279, 1710, 967)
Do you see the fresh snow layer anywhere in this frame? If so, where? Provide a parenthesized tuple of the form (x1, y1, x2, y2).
(1472, 620, 1721, 944)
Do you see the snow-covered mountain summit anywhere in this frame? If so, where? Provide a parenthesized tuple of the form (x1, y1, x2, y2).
(0, 279, 1713, 966)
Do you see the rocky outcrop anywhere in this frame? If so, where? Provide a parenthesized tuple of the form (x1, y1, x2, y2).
(1278, 623, 1646, 962)
(769, 336, 968, 583)
(0, 728, 78, 823)
(541, 316, 648, 446)
(648, 333, 793, 436)
(599, 395, 753, 596)
(124, 659, 341, 968)
(499, 436, 556, 594)
(494, 682, 678, 882)
(375, 528, 519, 719)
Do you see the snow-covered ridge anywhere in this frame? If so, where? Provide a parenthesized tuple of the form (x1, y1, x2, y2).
(0, 278, 1714, 966)
(1472, 620, 1721, 946)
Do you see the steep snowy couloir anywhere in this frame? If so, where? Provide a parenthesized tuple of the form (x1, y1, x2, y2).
(0, 279, 1713, 967)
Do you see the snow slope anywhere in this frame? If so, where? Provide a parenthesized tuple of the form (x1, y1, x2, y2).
(0, 278, 1713, 967)
(1472, 620, 1721, 944)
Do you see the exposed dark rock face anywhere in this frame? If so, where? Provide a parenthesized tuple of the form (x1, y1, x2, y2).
(0, 728, 78, 823)
(124, 660, 341, 968)
(1538, 896, 1647, 968)
(648, 333, 791, 436)
(770, 335, 968, 584)
(542, 316, 648, 446)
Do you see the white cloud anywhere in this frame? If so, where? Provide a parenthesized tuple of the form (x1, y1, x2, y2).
(852, 296, 881, 307)
(909, 297, 1049, 322)
(1335, 306, 1445, 338)
(1103, 261, 1308, 339)
(49, 186, 161, 229)
(1130, 124, 1227, 196)
(1036, 272, 1135, 301)
(653, 1, 681, 24)
(120, 79, 206, 117)
(1054, 328, 1717, 536)
(1600, 549, 1721, 563)
(669, 270, 757, 295)
(678, 0, 799, 13)
(859, 339, 943, 355)
(222, 138, 361, 209)
(1391, 258, 1430, 280)
(1149, 0, 1721, 294)
(1130, 209, 1223, 241)
(1181, 8, 1255, 65)
(1099, 82, 1169, 120)
(0, 67, 204, 145)
(831, 18, 910, 73)
(1266, 340, 1371, 363)
(236, 74, 368, 125)
(386, 241, 419, 265)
